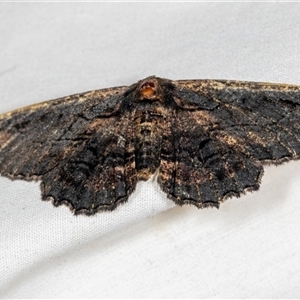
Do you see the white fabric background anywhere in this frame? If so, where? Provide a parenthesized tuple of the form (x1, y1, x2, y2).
(1, 3, 300, 298)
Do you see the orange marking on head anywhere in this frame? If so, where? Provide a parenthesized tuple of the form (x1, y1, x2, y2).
(140, 81, 156, 99)
(141, 87, 155, 98)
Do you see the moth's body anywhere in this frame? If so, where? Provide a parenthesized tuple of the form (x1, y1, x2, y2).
(134, 78, 167, 180)
(1, 76, 300, 215)
(134, 104, 165, 180)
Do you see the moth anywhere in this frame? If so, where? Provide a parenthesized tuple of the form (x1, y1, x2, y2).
(0, 76, 300, 215)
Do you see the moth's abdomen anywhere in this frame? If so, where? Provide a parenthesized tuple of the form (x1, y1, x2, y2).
(134, 110, 164, 180)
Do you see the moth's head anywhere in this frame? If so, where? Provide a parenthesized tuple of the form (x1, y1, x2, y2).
(137, 76, 163, 101)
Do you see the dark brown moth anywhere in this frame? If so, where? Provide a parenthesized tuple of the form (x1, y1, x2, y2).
(1, 76, 300, 215)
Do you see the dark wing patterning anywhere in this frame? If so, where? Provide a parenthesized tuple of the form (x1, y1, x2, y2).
(0, 85, 138, 214)
(2, 77, 300, 214)
(158, 80, 300, 208)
